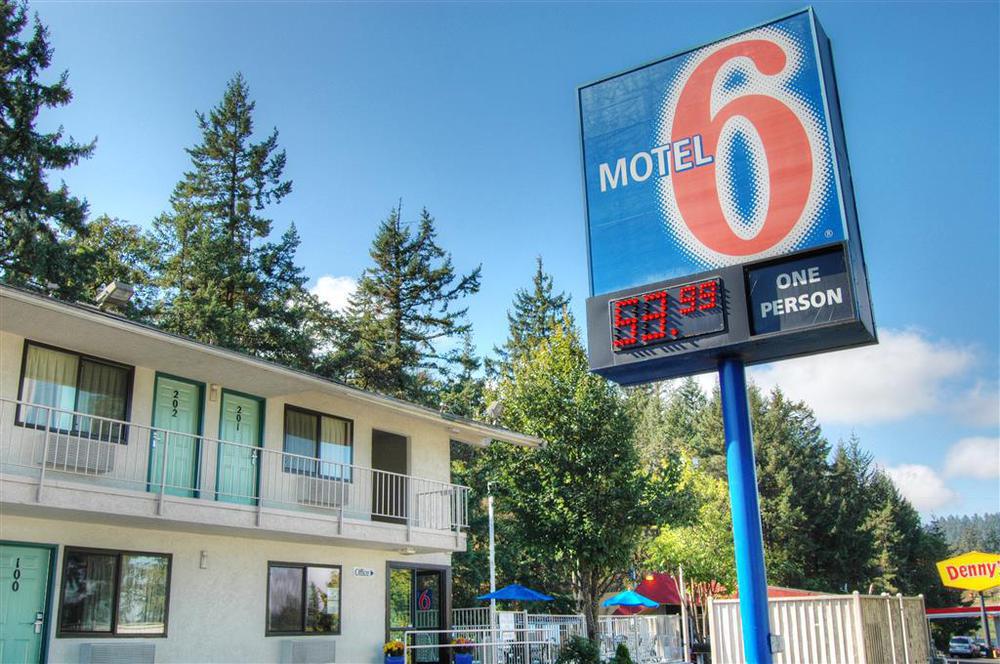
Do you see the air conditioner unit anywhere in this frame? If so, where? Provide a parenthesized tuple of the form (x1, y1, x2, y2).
(297, 476, 348, 508)
(45, 437, 116, 474)
(281, 639, 336, 663)
(80, 642, 155, 664)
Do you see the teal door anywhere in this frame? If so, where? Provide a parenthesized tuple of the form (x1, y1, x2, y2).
(216, 391, 263, 505)
(149, 375, 203, 497)
(0, 544, 52, 664)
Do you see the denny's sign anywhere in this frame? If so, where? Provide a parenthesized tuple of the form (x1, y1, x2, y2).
(936, 551, 1000, 592)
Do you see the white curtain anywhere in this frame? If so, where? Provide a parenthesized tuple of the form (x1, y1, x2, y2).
(320, 416, 352, 479)
(21, 345, 77, 428)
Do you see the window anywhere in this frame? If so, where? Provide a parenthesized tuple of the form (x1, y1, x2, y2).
(266, 563, 341, 635)
(283, 406, 353, 480)
(58, 548, 171, 637)
(17, 341, 132, 442)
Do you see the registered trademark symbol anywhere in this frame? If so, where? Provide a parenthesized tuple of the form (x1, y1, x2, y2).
(824, 229, 833, 238)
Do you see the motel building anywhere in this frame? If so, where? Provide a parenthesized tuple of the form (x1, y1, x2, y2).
(0, 284, 540, 664)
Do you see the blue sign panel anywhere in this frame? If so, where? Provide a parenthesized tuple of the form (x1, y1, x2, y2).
(581, 9, 876, 384)
(580, 9, 848, 296)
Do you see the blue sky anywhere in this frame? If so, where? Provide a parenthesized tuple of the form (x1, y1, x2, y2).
(33, 1, 998, 517)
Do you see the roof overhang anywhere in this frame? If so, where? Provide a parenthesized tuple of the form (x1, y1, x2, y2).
(0, 285, 542, 448)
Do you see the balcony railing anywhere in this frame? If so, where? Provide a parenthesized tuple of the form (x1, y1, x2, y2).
(0, 397, 469, 532)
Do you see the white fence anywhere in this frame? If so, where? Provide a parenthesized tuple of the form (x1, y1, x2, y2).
(597, 614, 684, 663)
(709, 593, 931, 664)
(1, 397, 469, 531)
(405, 626, 563, 664)
(445, 610, 586, 663)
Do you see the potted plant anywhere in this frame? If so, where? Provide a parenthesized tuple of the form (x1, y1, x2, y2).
(383, 639, 405, 664)
(451, 636, 474, 664)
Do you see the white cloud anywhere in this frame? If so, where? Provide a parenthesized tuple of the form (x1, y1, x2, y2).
(884, 464, 958, 511)
(747, 329, 975, 425)
(311, 275, 357, 313)
(944, 437, 1000, 480)
(952, 381, 1000, 428)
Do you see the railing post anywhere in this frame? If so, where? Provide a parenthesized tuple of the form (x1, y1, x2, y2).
(405, 476, 413, 542)
(256, 448, 264, 527)
(36, 407, 53, 502)
(157, 432, 170, 515)
(337, 464, 345, 534)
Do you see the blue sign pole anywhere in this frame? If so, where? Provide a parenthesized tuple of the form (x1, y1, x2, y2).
(718, 357, 772, 664)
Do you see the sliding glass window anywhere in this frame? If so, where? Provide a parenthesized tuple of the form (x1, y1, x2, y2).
(282, 406, 353, 480)
(266, 562, 341, 635)
(58, 548, 171, 637)
(17, 341, 132, 441)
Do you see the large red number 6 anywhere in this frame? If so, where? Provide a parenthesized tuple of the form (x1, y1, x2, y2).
(672, 40, 812, 256)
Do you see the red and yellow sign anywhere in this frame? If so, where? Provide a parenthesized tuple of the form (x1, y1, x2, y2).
(936, 551, 1000, 592)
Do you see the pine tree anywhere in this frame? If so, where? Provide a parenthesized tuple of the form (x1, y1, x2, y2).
(818, 436, 878, 592)
(153, 73, 320, 367)
(0, 0, 96, 294)
(322, 204, 480, 404)
(489, 256, 570, 377)
(438, 333, 484, 418)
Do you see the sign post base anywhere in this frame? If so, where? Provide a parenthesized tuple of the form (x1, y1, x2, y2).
(719, 358, 773, 664)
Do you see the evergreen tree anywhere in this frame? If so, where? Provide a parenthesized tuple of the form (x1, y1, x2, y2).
(0, 0, 95, 294)
(438, 333, 485, 419)
(488, 256, 570, 377)
(323, 204, 480, 404)
(153, 74, 320, 367)
(64, 214, 159, 318)
(817, 437, 878, 592)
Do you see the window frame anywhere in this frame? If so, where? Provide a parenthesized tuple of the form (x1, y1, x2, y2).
(56, 546, 172, 639)
(265, 561, 343, 637)
(281, 405, 354, 482)
(15, 339, 135, 443)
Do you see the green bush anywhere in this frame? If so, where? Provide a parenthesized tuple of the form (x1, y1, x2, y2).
(555, 636, 600, 664)
(609, 642, 633, 664)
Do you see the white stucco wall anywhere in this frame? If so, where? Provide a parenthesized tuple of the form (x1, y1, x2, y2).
(1, 330, 452, 488)
(3, 514, 451, 664)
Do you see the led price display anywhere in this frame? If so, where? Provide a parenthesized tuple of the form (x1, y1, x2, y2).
(610, 278, 724, 351)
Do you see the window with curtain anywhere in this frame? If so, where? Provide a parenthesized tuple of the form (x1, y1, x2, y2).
(58, 548, 170, 637)
(17, 342, 131, 442)
(282, 407, 353, 480)
(266, 563, 341, 635)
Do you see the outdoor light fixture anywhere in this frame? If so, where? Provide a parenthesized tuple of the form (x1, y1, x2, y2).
(95, 281, 134, 309)
(209, 384, 220, 402)
(398, 546, 417, 555)
(199, 550, 208, 569)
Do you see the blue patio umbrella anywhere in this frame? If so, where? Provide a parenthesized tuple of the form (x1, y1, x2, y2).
(477, 583, 554, 602)
(601, 589, 659, 608)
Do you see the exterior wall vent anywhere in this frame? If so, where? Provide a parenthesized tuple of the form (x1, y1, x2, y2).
(280, 639, 336, 663)
(79, 642, 155, 664)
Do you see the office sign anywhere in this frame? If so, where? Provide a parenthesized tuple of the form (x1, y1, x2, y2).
(580, 9, 876, 383)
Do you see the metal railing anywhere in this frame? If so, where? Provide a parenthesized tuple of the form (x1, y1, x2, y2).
(598, 614, 684, 663)
(404, 627, 565, 664)
(0, 397, 469, 532)
(448, 610, 586, 664)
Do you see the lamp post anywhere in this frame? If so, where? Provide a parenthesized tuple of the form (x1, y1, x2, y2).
(488, 481, 497, 664)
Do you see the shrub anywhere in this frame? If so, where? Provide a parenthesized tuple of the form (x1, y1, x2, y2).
(609, 642, 633, 664)
(556, 636, 600, 664)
